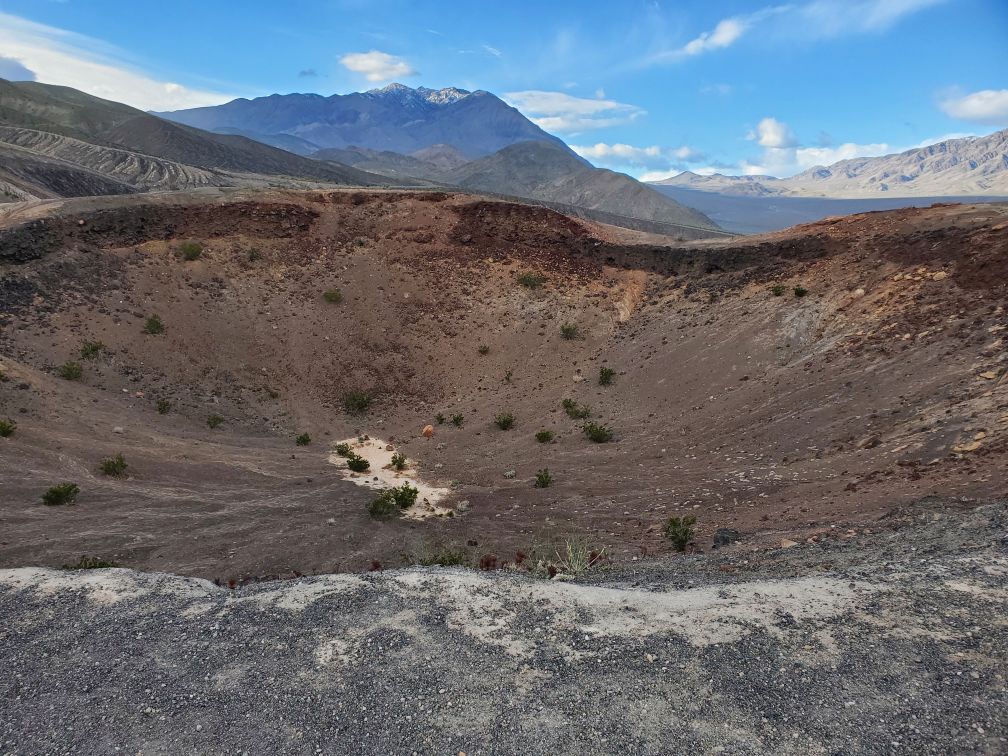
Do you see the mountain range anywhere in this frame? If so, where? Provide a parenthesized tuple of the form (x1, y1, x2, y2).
(652, 130, 1008, 198)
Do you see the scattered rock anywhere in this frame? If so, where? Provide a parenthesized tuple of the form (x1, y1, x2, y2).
(781, 539, 799, 548)
(422, 425, 434, 438)
(503, 470, 516, 479)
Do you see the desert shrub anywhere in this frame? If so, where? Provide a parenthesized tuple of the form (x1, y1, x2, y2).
(143, 315, 165, 335)
(206, 414, 224, 429)
(156, 398, 172, 414)
(494, 412, 515, 430)
(562, 399, 591, 419)
(57, 361, 83, 380)
(390, 452, 407, 470)
(583, 422, 613, 443)
(247, 247, 262, 262)
(368, 491, 400, 520)
(62, 555, 120, 570)
(346, 453, 370, 472)
(435, 413, 445, 425)
(411, 543, 468, 567)
(0, 418, 16, 437)
(663, 515, 697, 552)
(390, 482, 419, 508)
(295, 433, 311, 446)
(517, 272, 546, 289)
(334, 442, 352, 456)
(178, 241, 203, 261)
(535, 430, 554, 443)
(534, 468, 553, 488)
(355, 237, 366, 247)
(504, 370, 512, 383)
(451, 413, 464, 427)
(598, 367, 615, 386)
(99, 453, 128, 478)
(80, 340, 105, 360)
(342, 390, 372, 415)
(771, 284, 786, 296)
(553, 537, 605, 577)
(478, 344, 490, 355)
(560, 323, 581, 340)
(793, 285, 809, 297)
(323, 288, 343, 304)
(42, 483, 79, 506)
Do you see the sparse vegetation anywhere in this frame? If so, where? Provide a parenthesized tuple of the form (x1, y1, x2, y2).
(553, 537, 605, 577)
(178, 241, 203, 261)
(156, 398, 172, 414)
(793, 285, 809, 297)
(143, 315, 165, 335)
(295, 433, 311, 446)
(560, 323, 581, 340)
(346, 453, 370, 472)
(562, 398, 591, 419)
(583, 422, 613, 443)
(342, 390, 372, 415)
(390, 482, 419, 508)
(504, 369, 512, 383)
(517, 272, 546, 289)
(79, 340, 105, 360)
(663, 515, 697, 552)
(494, 412, 515, 430)
(42, 483, 79, 506)
(323, 288, 343, 304)
(534, 468, 553, 488)
(334, 442, 352, 457)
(0, 419, 15, 437)
(598, 367, 615, 386)
(62, 555, 120, 570)
(535, 430, 554, 443)
(435, 413, 445, 425)
(57, 361, 83, 380)
(410, 542, 468, 567)
(368, 491, 400, 520)
(390, 452, 407, 471)
(478, 344, 490, 355)
(99, 453, 128, 478)
(451, 413, 464, 427)
(771, 284, 786, 296)
(247, 247, 262, 262)
(206, 414, 224, 429)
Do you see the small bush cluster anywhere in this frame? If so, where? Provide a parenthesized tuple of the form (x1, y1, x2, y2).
(562, 399, 591, 419)
(178, 241, 203, 261)
(583, 422, 613, 443)
(42, 483, 79, 506)
(534, 468, 553, 488)
(451, 413, 464, 427)
(207, 414, 224, 429)
(494, 412, 515, 430)
(156, 398, 172, 414)
(390, 452, 407, 471)
(342, 390, 372, 415)
(295, 433, 311, 446)
(535, 430, 554, 443)
(346, 452, 370, 472)
(57, 361, 83, 381)
(560, 323, 581, 340)
(79, 340, 105, 360)
(323, 288, 343, 304)
(99, 453, 128, 478)
(435, 413, 445, 424)
(664, 515, 697, 552)
(62, 555, 120, 570)
(516, 272, 546, 289)
(771, 284, 786, 296)
(411, 543, 468, 567)
(143, 315, 165, 335)
(793, 285, 809, 297)
(368, 482, 419, 519)
(334, 442, 352, 457)
(598, 367, 615, 386)
(0, 418, 15, 437)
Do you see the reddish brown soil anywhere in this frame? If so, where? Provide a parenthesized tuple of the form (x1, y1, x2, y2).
(0, 189, 1005, 581)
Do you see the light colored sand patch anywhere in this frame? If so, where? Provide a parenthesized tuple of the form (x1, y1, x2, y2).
(235, 575, 365, 611)
(0, 567, 215, 606)
(328, 436, 454, 519)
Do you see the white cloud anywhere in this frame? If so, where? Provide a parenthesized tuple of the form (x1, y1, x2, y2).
(570, 142, 708, 178)
(503, 90, 645, 133)
(482, 44, 502, 58)
(795, 142, 891, 168)
(339, 50, 417, 83)
(749, 117, 798, 148)
(939, 89, 1008, 125)
(0, 12, 236, 110)
(680, 18, 748, 56)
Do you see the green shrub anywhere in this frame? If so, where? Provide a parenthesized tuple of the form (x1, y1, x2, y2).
(478, 344, 490, 355)
(504, 370, 512, 383)
(57, 361, 82, 380)
(62, 555, 120, 570)
(334, 442, 352, 457)
(583, 422, 613, 443)
(99, 453, 127, 478)
(494, 412, 515, 430)
(390, 452, 407, 470)
(390, 482, 419, 508)
(517, 272, 546, 289)
(793, 286, 808, 297)
(143, 315, 165, 335)
(80, 340, 105, 360)
(411, 543, 468, 567)
(562, 399, 591, 419)
(451, 413, 464, 427)
(342, 390, 372, 415)
(206, 414, 224, 429)
(178, 241, 203, 261)
(247, 247, 262, 262)
(535, 430, 554, 443)
(368, 491, 400, 520)
(771, 284, 786, 296)
(435, 413, 445, 425)
(663, 515, 697, 552)
(295, 433, 311, 446)
(534, 468, 553, 488)
(346, 453, 370, 473)
(42, 483, 79, 506)
(0, 418, 15, 437)
(156, 398, 172, 414)
(323, 288, 343, 304)
(560, 323, 581, 340)
(598, 367, 615, 386)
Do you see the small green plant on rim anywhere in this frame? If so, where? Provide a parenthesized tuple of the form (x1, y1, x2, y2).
(57, 361, 83, 381)
(346, 453, 370, 473)
(663, 515, 697, 552)
(143, 315, 165, 335)
(494, 412, 515, 430)
(99, 453, 128, 478)
(451, 413, 464, 428)
(296, 433, 311, 446)
(516, 272, 546, 289)
(62, 555, 120, 570)
(534, 468, 553, 488)
(598, 367, 615, 386)
(793, 286, 809, 297)
(562, 399, 591, 419)
(42, 483, 79, 506)
(178, 241, 203, 261)
(771, 284, 786, 296)
(323, 288, 343, 304)
(535, 430, 554, 443)
(342, 390, 372, 415)
(390, 452, 407, 471)
(80, 340, 105, 360)
(0, 418, 16, 437)
(156, 398, 172, 414)
(583, 422, 613, 443)
(207, 414, 224, 429)
(560, 323, 581, 340)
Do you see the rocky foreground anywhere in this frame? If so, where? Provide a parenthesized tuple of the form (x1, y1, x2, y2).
(1, 499, 1005, 755)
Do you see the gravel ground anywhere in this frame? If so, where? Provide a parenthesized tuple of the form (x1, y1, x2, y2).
(1, 499, 1005, 755)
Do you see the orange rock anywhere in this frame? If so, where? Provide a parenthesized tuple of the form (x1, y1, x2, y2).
(422, 424, 434, 438)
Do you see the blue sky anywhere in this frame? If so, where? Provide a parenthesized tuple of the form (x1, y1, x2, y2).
(1, 0, 1006, 178)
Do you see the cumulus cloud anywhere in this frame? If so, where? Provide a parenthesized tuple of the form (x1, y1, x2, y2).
(503, 91, 645, 133)
(741, 116, 893, 175)
(749, 117, 798, 148)
(939, 89, 1008, 125)
(680, 18, 748, 56)
(0, 54, 35, 81)
(0, 12, 235, 110)
(339, 50, 417, 83)
(570, 142, 708, 178)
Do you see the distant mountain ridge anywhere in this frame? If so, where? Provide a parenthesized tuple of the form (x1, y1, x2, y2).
(651, 130, 1008, 198)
